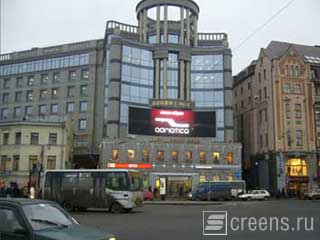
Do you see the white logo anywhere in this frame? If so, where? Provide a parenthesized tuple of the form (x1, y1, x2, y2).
(154, 127, 189, 135)
(159, 110, 184, 116)
(203, 211, 228, 236)
(155, 117, 190, 128)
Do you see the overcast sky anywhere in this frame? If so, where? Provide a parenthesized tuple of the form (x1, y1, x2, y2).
(1, 0, 320, 74)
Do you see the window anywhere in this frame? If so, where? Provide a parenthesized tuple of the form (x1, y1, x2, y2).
(199, 152, 206, 164)
(0, 108, 8, 120)
(80, 85, 88, 96)
(295, 104, 302, 119)
(260, 135, 263, 148)
(27, 76, 34, 86)
(241, 101, 244, 108)
(79, 119, 87, 130)
(30, 133, 39, 145)
(49, 133, 57, 145)
(81, 69, 89, 81)
(263, 69, 267, 80)
(51, 88, 59, 99)
(285, 65, 289, 75)
(259, 110, 262, 123)
(248, 96, 251, 104)
(15, 132, 21, 144)
(26, 90, 33, 101)
(112, 149, 119, 161)
(51, 104, 59, 114)
(3, 78, 10, 89)
(2, 93, 9, 104)
(128, 149, 135, 161)
(265, 133, 268, 147)
(185, 151, 192, 163)
(290, 65, 294, 76)
(264, 87, 267, 98)
(16, 77, 23, 88)
(3, 133, 9, 145)
(142, 149, 150, 162)
(213, 152, 220, 164)
(259, 89, 262, 101)
(29, 155, 38, 170)
(287, 130, 292, 147)
(286, 103, 291, 119)
(41, 74, 49, 84)
(69, 71, 77, 81)
(13, 155, 19, 171)
(15, 91, 22, 102)
(39, 105, 47, 114)
(53, 72, 61, 83)
(66, 102, 75, 113)
(14, 107, 22, 118)
(295, 66, 300, 77)
(40, 89, 48, 100)
(47, 156, 56, 170)
(265, 109, 268, 121)
(80, 101, 88, 112)
(296, 130, 303, 146)
(106, 172, 129, 191)
(225, 153, 234, 165)
(294, 84, 301, 94)
(0, 155, 8, 171)
(258, 72, 261, 82)
(0, 208, 24, 233)
(171, 151, 178, 162)
(67, 86, 75, 97)
(240, 87, 243, 94)
(286, 158, 307, 177)
(248, 82, 251, 90)
(157, 150, 164, 162)
(284, 83, 290, 94)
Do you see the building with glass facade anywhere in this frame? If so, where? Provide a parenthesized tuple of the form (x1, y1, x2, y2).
(101, 0, 242, 196)
(0, 40, 105, 168)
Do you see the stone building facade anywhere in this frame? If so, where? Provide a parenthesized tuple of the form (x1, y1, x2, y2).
(234, 41, 320, 192)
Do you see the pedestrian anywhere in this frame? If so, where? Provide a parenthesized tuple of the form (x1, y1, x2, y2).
(5, 182, 12, 198)
(0, 181, 6, 198)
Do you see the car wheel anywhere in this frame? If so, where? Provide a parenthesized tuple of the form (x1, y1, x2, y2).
(110, 202, 124, 214)
(264, 196, 269, 201)
(124, 208, 132, 213)
(248, 197, 252, 201)
(63, 202, 74, 212)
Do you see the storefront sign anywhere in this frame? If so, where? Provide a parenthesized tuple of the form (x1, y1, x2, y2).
(107, 163, 153, 169)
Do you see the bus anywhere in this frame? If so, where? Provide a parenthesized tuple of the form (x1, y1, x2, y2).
(198, 180, 246, 199)
(43, 169, 144, 213)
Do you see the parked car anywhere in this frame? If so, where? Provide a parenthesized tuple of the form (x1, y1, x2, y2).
(144, 191, 154, 201)
(239, 190, 270, 201)
(0, 198, 116, 240)
(303, 189, 320, 200)
(188, 182, 232, 201)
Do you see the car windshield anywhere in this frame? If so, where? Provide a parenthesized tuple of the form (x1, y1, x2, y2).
(23, 203, 75, 231)
(129, 172, 143, 191)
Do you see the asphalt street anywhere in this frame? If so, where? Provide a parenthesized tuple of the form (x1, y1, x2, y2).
(72, 200, 320, 240)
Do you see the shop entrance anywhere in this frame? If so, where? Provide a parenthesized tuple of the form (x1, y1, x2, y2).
(166, 176, 192, 199)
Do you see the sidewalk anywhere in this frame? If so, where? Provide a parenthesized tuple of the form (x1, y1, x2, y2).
(144, 200, 223, 206)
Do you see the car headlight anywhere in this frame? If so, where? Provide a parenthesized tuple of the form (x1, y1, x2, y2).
(107, 237, 116, 240)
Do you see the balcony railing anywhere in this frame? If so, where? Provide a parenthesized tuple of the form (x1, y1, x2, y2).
(198, 32, 227, 41)
(106, 21, 139, 34)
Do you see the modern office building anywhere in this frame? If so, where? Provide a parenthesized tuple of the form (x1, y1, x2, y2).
(101, 0, 242, 196)
(234, 41, 320, 193)
(0, 121, 69, 186)
(0, 0, 242, 196)
(0, 40, 105, 168)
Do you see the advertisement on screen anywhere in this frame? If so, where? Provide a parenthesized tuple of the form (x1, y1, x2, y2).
(128, 107, 216, 137)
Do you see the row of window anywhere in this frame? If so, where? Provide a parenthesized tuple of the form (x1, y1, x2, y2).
(0, 53, 89, 77)
(1, 85, 88, 104)
(0, 101, 88, 119)
(2, 132, 58, 145)
(287, 129, 304, 147)
(0, 155, 57, 172)
(285, 65, 300, 77)
(111, 149, 234, 165)
(283, 83, 302, 94)
(0, 69, 89, 90)
(285, 103, 302, 120)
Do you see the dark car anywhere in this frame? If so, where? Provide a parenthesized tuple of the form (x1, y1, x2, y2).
(0, 198, 116, 240)
(188, 183, 232, 201)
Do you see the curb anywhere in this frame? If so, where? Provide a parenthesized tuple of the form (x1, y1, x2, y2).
(143, 201, 223, 206)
